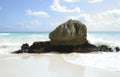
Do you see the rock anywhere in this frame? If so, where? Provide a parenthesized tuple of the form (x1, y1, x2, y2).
(13, 41, 98, 53)
(12, 50, 23, 53)
(30, 42, 44, 49)
(49, 19, 87, 45)
(72, 43, 98, 53)
(28, 41, 50, 53)
(12, 19, 119, 54)
(13, 42, 120, 54)
(12, 43, 29, 53)
(115, 47, 120, 52)
(98, 45, 113, 52)
(21, 43, 29, 53)
(21, 43, 29, 50)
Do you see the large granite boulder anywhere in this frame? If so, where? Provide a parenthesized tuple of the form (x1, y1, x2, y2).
(49, 19, 88, 45)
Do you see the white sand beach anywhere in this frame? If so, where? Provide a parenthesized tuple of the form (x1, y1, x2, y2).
(0, 54, 120, 77)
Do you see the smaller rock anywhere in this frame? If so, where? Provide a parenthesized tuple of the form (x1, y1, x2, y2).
(99, 45, 113, 52)
(21, 43, 29, 53)
(115, 47, 120, 52)
(12, 50, 23, 54)
(12, 43, 29, 53)
(28, 41, 50, 53)
(21, 43, 29, 50)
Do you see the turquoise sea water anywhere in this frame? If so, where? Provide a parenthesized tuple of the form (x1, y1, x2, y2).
(0, 31, 120, 54)
(89, 31, 120, 41)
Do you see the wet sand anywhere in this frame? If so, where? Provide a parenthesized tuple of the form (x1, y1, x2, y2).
(0, 54, 120, 77)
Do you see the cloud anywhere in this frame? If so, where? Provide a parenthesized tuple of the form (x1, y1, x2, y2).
(50, 0, 81, 13)
(67, 9, 120, 31)
(63, 0, 80, 3)
(86, 0, 103, 3)
(7, 20, 43, 32)
(67, 13, 92, 22)
(26, 9, 50, 18)
(17, 20, 42, 27)
(28, 20, 42, 26)
(63, 0, 104, 3)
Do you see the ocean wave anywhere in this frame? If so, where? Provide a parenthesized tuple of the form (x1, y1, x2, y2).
(0, 42, 21, 53)
(0, 33, 10, 36)
(87, 33, 120, 46)
(25, 34, 50, 42)
(0, 44, 20, 48)
(26, 34, 49, 38)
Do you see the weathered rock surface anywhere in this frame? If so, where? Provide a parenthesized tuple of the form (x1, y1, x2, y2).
(49, 19, 87, 45)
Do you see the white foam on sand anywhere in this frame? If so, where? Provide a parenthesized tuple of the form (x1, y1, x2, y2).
(0, 54, 120, 77)
(63, 52, 120, 71)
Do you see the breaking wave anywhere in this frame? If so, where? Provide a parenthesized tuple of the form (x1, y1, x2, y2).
(0, 33, 10, 36)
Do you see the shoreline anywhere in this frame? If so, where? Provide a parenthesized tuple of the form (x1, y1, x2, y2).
(0, 53, 120, 77)
(0, 53, 120, 71)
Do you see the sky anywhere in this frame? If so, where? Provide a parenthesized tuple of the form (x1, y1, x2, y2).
(0, 0, 120, 32)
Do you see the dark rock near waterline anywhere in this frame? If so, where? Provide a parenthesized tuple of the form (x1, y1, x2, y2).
(14, 43, 29, 53)
(21, 43, 29, 50)
(49, 19, 88, 45)
(115, 47, 120, 52)
(12, 19, 120, 54)
(14, 41, 97, 53)
(98, 45, 113, 52)
(13, 41, 120, 54)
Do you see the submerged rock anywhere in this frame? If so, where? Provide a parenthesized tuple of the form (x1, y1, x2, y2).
(49, 19, 87, 45)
